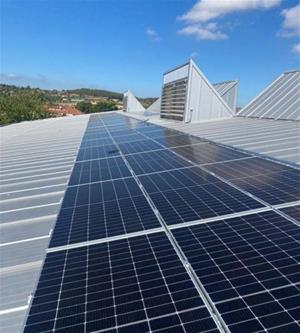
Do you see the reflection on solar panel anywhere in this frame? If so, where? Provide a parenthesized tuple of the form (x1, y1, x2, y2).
(280, 205, 300, 222)
(152, 134, 205, 149)
(24, 113, 300, 333)
(204, 159, 300, 205)
(172, 211, 300, 332)
(169, 143, 250, 165)
(25, 233, 220, 333)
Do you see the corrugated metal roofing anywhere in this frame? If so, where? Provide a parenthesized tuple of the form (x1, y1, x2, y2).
(213, 80, 238, 112)
(213, 80, 238, 96)
(0, 115, 89, 333)
(238, 70, 300, 120)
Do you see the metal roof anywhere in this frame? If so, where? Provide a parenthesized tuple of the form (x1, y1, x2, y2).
(0, 115, 88, 332)
(213, 80, 238, 96)
(238, 70, 300, 120)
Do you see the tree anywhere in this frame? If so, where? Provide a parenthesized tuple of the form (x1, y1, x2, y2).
(76, 100, 118, 114)
(76, 101, 94, 113)
(0, 92, 52, 125)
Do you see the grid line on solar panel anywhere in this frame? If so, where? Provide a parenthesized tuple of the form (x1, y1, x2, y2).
(279, 205, 300, 223)
(137, 167, 264, 226)
(172, 210, 300, 333)
(24, 233, 221, 333)
(49, 177, 162, 248)
(68, 157, 131, 186)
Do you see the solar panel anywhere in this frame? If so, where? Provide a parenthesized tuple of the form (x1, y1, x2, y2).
(139, 167, 264, 225)
(168, 143, 251, 165)
(68, 157, 131, 186)
(280, 205, 300, 222)
(204, 158, 300, 205)
(125, 149, 192, 175)
(76, 144, 120, 161)
(117, 139, 162, 155)
(49, 178, 162, 247)
(172, 210, 300, 333)
(25, 233, 220, 333)
(154, 134, 205, 148)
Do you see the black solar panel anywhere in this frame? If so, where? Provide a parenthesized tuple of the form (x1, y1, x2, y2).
(139, 167, 264, 225)
(204, 159, 300, 205)
(49, 178, 161, 247)
(118, 139, 162, 155)
(25, 233, 220, 333)
(153, 134, 205, 148)
(172, 210, 300, 332)
(170, 143, 250, 165)
(69, 157, 131, 185)
(80, 137, 114, 148)
(125, 149, 192, 175)
(280, 205, 300, 222)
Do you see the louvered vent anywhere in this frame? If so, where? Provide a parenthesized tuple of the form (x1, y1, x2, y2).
(160, 78, 188, 121)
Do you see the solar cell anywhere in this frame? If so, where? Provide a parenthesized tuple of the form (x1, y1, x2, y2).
(25, 233, 220, 333)
(280, 205, 300, 222)
(125, 149, 192, 175)
(49, 178, 161, 247)
(139, 167, 264, 225)
(68, 157, 131, 185)
(172, 210, 300, 332)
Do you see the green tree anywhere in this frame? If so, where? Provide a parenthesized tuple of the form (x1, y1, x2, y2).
(76, 100, 117, 114)
(0, 92, 52, 125)
(76, 101, 94, 113)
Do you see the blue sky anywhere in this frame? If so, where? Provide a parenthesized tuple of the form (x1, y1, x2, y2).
(1, 0, 300, 106)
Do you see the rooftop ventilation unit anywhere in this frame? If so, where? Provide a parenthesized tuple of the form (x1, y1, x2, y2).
(160, 59, 233, 123)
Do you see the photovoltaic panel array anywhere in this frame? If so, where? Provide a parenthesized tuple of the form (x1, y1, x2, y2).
(172, 211, 300, 333)
(24, 233, 221, 333)
(24, 112, 300, 333)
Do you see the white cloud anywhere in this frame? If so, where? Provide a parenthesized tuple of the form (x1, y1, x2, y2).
(179, 0, 281, 23)
(190, 51, 199, 58)
(292, 43, 300, 55)
(278, 4, 300, 37)
(178, 22, 227, 40)
(177, 0, 281, 40)
(146, 27, 161, 41)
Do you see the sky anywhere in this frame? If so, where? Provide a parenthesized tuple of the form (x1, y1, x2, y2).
(1, 0, 300, 106)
